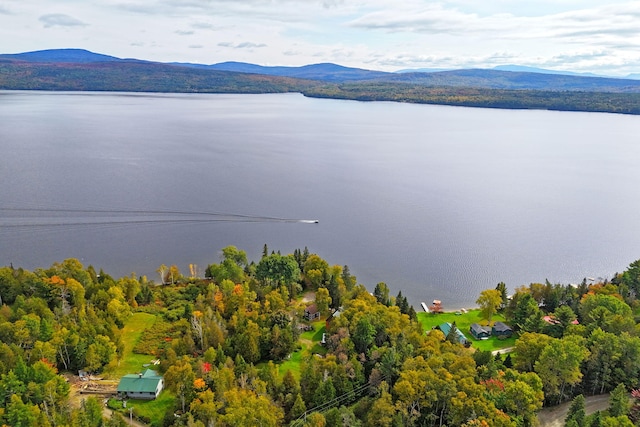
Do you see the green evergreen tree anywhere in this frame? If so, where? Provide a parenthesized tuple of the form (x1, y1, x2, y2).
(446, 322, 461, 345)
(565, 394, 586, 427)
(374, 282, 391, 306)
(313, 377, 336, 408)
(609, 383, 630, 417)
(589, 411, 602, 427)
(290, 392, 307, 421)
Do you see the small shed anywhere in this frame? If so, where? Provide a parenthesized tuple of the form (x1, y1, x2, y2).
(492, 322, 513, 338)
(117, 369, 164, 400)
(304, 303, 320, 321)
(469, 323, 491, 340)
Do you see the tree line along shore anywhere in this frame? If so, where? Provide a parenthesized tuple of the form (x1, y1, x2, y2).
(1, 246, 640, 426)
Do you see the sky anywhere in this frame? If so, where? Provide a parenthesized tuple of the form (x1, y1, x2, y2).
(1, 0, 640, 76)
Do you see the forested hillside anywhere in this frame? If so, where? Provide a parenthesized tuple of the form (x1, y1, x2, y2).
(302, 83, 640, 115)
(1, 247, 640, 426)
(0, 60, 317, 93)
(2, 49, 640, 114)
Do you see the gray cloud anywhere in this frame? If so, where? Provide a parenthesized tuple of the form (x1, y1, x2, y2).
(218, 41, 267, 49)
(115, 0, 338, 24)
(188, 44, 203, 49)
(557, 27, 640, 39)
(544, 51, 610, 66)
(348, 5, 485, 35)
(236, 42, 266, 48)
(322, 0, 343, 8)
(175, 30, 194, 35)
(39, 13, 88, 28)
(190, 22, 218, 30)
(116, 3, 158, 14)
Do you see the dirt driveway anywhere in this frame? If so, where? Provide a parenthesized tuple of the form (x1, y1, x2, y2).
(537, 394, 611, 427)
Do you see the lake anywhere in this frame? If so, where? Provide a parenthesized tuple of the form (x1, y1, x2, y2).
(1, 91, 639, 309)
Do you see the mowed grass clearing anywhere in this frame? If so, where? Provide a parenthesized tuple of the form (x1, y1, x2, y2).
(277, 320, 326, 380)
(417, 309, 517, 352)
(128, 391, 176, 427)
(106, 312, 175, 427)
(105, 312, 158, 379)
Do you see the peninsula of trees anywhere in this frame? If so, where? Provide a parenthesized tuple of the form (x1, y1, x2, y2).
(1, 246, 640, 426)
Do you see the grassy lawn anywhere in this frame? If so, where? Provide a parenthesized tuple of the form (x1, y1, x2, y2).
(129, 391, 175, 427)
(110, 391, 175, 427)
(106, 312, 158, 379)
(300, 321, 325, 342)
(417, 309, 517, 352)
(278, 320, 326, 380)
(105, 312, 175, 427)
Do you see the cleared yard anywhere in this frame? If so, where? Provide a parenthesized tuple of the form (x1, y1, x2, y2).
(105, 312, 158, 379)
(105, 312, 173, 427)
(417, 309, 517, 352)
(277, 321, 326, 380)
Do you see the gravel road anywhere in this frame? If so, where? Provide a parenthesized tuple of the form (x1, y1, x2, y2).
(537, 394, 611, 427)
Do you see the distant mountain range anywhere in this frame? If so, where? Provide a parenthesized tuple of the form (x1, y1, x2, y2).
(2, 48, 639, 86)
(1, 49, 639, 114)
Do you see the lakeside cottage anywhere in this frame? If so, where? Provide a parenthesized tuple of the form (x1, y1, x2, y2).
(116, 369, 164, 400)
(435, 322, 469, 346)
(304, 303, 320, 321)
(491, 321, 513, 338)
(469, 323, 491, 340)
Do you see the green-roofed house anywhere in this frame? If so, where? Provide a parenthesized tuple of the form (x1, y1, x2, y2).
(117, 369, 164, 400)
(435, 322, 469, 346)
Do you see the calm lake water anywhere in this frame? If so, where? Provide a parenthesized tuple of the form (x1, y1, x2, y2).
(1, 91, 639, 309)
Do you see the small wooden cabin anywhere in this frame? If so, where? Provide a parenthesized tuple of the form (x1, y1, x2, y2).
(491, 322, 513, 338)
(469, 323, 491, 340)
(304, 303, 320, 321)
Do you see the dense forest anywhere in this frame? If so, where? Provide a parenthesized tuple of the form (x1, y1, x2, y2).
(1, 247, 640, 426)
(0, 60, 317, 93)
(302, 83, 640, 115)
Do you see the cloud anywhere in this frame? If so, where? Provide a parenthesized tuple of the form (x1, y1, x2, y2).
(190, 22, 220, 30)
(218, 41, 267, 49)
(236, 42, 267, 48)
(115, 0, 345, 24)
(188, 44, 203, 49)
(175, 30, 194, 35)
(39, 13, 88, 28)
(321, 0, 343, 8)
(545, 50, 609, 66)
(348, 4, 491, 35)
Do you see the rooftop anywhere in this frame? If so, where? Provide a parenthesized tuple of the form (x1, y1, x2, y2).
(117, 369, 163, 394)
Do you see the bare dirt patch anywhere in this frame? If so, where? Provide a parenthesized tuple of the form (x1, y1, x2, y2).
(537, 394, 610, 427)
